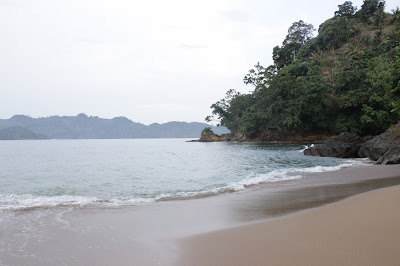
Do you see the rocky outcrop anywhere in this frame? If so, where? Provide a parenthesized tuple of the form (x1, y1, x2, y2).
(191, 128, 230, 142)
(358, 122, 400, 160)
(303, 132, 372, 158)
(303, 122, 400, 164)
(376, 147, 400, 165)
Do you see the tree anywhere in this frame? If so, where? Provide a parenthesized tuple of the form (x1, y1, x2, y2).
(205, 89, 241, 129)
(391, 7, 400, 23)
(335, 1, 357, 17)
(206, 90, 257, 135)
(243, 62, 276, 89)
(273, 43, 300, 70)
(283, 20, 315, 47)
(273, 20, 314, 69)
(391, 47, 400, 114)
(358, 0, 386, 22)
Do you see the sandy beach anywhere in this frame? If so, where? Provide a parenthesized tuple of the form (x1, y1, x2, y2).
(1, 164, 400, 265)
(179, 184, 400, 265)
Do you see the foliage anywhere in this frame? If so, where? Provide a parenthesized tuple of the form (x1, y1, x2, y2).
(243, 62, 277, 89)
(202, 127, 213, 133)
(335, 1, 357, 17)
(391, 46, 400, 114)
(207, 0, 400, 139)
(357, 0, 386, 23)
(272, 20, 315, 69)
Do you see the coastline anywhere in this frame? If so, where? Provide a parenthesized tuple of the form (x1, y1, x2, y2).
(1, 164, 400, 265)
(178, 184, 400, 265)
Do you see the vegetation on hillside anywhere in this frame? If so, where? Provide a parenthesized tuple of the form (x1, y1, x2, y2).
(206, 0, 400, 139)
(0, 126, 48, 140)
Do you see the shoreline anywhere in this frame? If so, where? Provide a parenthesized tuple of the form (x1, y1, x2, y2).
(178, 184, 400, 265)
(1, 165, 400, 265)
(0, 158, 370, 211)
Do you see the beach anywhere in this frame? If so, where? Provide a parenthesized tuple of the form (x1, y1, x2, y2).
(179, 184, 400, 266)
(1, 164, 400, 265)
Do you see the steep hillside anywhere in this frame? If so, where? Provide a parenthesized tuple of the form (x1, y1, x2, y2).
(207, 0, 400, 140)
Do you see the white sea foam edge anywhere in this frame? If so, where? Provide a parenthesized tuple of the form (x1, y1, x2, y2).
(0, 159, 369, 210)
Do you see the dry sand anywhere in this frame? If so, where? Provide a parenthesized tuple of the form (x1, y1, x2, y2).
(179, 185, 400, 266)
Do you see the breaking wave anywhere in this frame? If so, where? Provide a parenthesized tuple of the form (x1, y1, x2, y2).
(0, 159, 368, 211)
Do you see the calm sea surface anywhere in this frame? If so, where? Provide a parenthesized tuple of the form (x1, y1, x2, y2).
(0, 139, 364, 210)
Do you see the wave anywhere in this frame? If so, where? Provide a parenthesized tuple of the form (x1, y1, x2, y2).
(0, 159, 369, 211)
(219, 159, 368, 192)
(299, 144, 314, 153)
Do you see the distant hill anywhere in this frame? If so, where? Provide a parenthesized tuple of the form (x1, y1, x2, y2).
(0, 114, 229, 139)
(0, 126, 49, 140)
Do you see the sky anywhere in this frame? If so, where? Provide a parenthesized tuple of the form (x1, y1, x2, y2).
(1, 0, 398, 125)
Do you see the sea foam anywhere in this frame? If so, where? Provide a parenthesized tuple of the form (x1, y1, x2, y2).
(0, 159, 369, 211)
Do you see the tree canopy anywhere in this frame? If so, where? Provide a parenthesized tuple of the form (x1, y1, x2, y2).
(335, 1, 357, 17)
(272, 20, 315, 70)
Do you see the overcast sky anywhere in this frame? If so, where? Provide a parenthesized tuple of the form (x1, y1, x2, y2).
(1, 0, 398, 124)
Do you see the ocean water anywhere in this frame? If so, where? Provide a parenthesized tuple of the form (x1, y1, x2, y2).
(0, 139, 366, 210)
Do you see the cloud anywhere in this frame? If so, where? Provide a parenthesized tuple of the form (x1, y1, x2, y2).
(0, 0, 17, 7)
(220, 10, 249, 23)
(180, 43, 208, 49)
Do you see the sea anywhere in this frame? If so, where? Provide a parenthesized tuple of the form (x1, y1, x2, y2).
(0, 138, 367, 211)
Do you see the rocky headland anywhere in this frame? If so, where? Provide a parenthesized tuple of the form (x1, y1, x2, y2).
(190, 128, 231, 142)
(192, 128, 334, 143)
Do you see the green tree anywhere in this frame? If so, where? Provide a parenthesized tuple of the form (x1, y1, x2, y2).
(243, 62, 276, 89)
(335, 1, 357, 17)
(358, 0, 385, 22)
(206, 90, 255, 134)
(391, 7, 400, 23)
(284, 20, 315, 46)
(391, 46, 400, 114)
(273, 20, 315, 69)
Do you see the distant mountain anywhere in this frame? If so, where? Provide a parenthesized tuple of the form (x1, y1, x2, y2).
(0, 126, 49, 140)
(0, 114, 229, 139)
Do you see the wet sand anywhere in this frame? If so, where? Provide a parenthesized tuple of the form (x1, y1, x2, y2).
(179, 185, 400, 265)
(1, 165, 400, 265)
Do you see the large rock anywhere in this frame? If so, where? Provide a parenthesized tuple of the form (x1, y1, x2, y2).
(358, 122, 400, 160)
(303, 132, 372, 158)
(375, 147, 400, 165)
(192, 128, 230, 142)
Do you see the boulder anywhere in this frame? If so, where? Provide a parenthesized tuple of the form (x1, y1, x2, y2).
(358, 122, 400, 160)
(193, 128, 230, 142)
(375, 147, 400, 165)
(303, 132, 372, 158)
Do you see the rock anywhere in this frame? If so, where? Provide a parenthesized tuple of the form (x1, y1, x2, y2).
(191, 128, 230, 142)
(303, 132, 372, 158)
(375, 147, 400, 165)
(358, 122, 400, 160)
